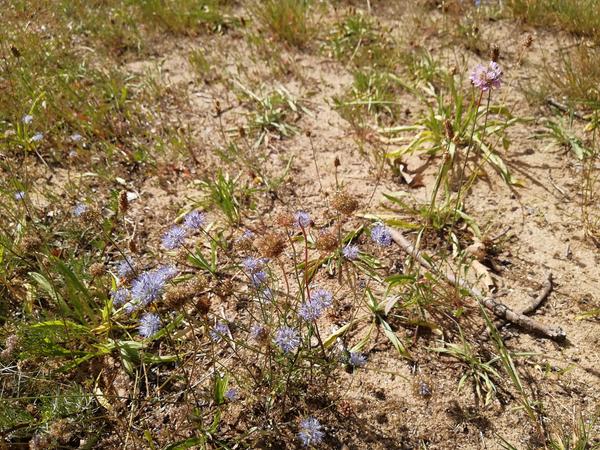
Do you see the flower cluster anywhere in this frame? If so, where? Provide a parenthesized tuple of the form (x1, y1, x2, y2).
(139, 313, 161, 338)
(469, 61, 502, 91)
(298, 417, 324, 447)
(274, 326, 301, 353)
(371, 223, 392, 247)
(299, 288, 333, 322)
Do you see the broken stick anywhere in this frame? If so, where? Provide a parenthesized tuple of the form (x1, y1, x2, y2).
(388, 228, 566, 341)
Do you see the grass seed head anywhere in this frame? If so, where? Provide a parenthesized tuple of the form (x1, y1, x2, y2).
(331, 190, 359, 216)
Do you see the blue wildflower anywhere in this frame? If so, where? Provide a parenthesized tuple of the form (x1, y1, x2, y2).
(72, 203, 88, 217)
(131, 270, 167, 307)
(210, 322, 230, 342)
(242, 256, 266, 273)
(30, 132, 43, 143)
(70, 133, 82, 143)
(371, 223, 392, 247)
(155, 265, 178, 282)
(310, 288, 333, 308)
(14, 191, 25, 201)
(111, 287, 130, 306)
(298, 417, 324, 447)
(251, 270, 267, 287)
(274, 326, 300, 353)
(224, 388, 238, 401)
(250, 323, 267, 341)
(294, 211, 311, 228)
(162, 225, 188, 250)
(139, 313, 161, 338)
(183, 210, 206, 229)
(299, 300, 324, 321)
(342, 244, 359, 260)
(116, 257, 135, 279)
(22, 114, 33, 124)
(349, 352, 367, 368)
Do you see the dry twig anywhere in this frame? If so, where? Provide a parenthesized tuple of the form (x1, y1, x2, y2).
(389, 229, 566, 341)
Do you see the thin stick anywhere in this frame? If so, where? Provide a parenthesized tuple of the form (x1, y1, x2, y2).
(388, 228, 566, 341)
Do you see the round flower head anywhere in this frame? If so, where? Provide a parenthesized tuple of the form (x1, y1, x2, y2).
(210, 322, 230, 342)
(72, 203, 88, 217)
(294, 211, 311, 228)
(250, 323, 268, 341)
(162, 225, 188, 250)
(469, 61, 502, 91)
(371, 223, 392, 247)
(298, 417, 324, 447)
(342, 243, 359, 260)
(22, 114, 33, 124)
(30, 132, 43, 143)
(116, 257, 135, 279)
(310, 288, 333, 308)
(70, 133, 83, 143)
(155, 265, 178, 282)
(139, 312, 161, 338)
(14, 191, 25, 201)
(274, 326, 301, 353)
(224, 388, 239, 401)
(349, 352, 367, 368)
(183, 210, 206, 229)
(251, 270, 267, 287)
(299, 300, 323, 321)
(242, 256, 266, 274)
(131, 269, 167, 307)
(111, 287, 130, 306)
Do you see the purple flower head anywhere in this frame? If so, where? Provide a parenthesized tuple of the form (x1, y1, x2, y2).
(14, 191, 26, 201)
(251, 270, 267, 287)
(299, 300, 324, 321)
(469, 61, 502, 91)
(70, 133, 82, 143)
(260, 287, 274, 303)
(371, 223, 392, 247)
(72, 203, 88, 217)
(22, 114, 33, 124)
(155, 265, 178, 282)
(298, 417, 324, 447)
(31, 132, 43, 142)
(310, 288, 333, 308)
(139, 312, 161, 338)
(131, 270, 167, 307)
(162, 225, 188, 250)
(242, 256, 266, 274)
(274, 326, 301, 353)
(294, 211, 311, 228)
(183, 210, 206, 229)
(210, 322, 230, 342)
(349, 352, 367, 368)
(116, 257, 135, 279)
(224, 388, 239, 401)
(250, 323, 267, 341)
(111, 287, 130, 306)
(342, 243, 359, 260)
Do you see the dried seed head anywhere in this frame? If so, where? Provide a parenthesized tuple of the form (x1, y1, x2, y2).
(274, 212, 295, 228)
(89, 262, 105, 277)
(316, 229, 338, 253)
(213, 279, 234, 299)
(522, 34, 533, 49)
(1, 334, 19, 360)
(331, 190, 359, 216)
(334, 156, 341, 167)
(128, 239, 138, 254)
(255, 232, 287, 258)
(164, 285, 192, 309)
(491, 45, 500, 63)
(444, 119, 455, 141)
(118, 190, 128, 215)
(20, 234, 42, 253)
(196, 296, 211, 316)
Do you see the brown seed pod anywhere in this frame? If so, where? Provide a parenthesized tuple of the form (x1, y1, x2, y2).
(274, 212, 294, 228)
(118, 190, 128, 215)
(196, 296, 211, 316)
(331, 190, 359, 216)
(254, 232, 287, 258)
(315, 229, 338, 253)
(20, 234, 42, 253)
(89, 262, 105, 277)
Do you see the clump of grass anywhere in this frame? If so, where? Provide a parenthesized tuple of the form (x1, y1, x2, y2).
(253, 0, 315, 49)
(507, 0, 600, 42)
